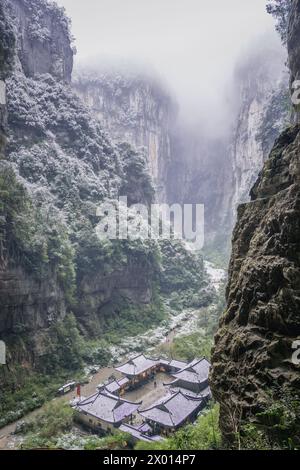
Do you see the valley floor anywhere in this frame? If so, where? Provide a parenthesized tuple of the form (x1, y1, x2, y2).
(0, 262, 226, 450)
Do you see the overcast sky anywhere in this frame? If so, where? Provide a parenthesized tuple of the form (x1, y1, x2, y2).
(56, 0, 283, 132)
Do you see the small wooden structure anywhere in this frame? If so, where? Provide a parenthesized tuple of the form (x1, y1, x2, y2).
(57, 381, 76, 396)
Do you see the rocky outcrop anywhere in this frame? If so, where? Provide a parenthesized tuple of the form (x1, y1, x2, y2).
(230, 48, 289, 213)
(5, 0, 73, 81)
(74, 69, 176, 201)
(0, 265, 66, 356)
(0, 0, 162, 379)
(211, 0, 300, 443)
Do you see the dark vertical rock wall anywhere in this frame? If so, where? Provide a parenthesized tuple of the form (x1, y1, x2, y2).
(0, 0, 210, 384)
(5, 0, 73, 81)
(211, 0, 300, 442)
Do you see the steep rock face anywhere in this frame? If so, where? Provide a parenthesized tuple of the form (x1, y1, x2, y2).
(0, 0, 210, 383)
(168, 129, 234, 250)
(0, 0, 72, 375)
(5, 0, 73, 81)
(289, 0, 300, 124)
(0, 0, 15, 155)
(211, 3, 300, 441)
(74, 71, 176, 201)
(230, 49, 289, 216)
(166, 46, 288, 253)
(0, 265, 66, 356)
(289, 0, 300, 86)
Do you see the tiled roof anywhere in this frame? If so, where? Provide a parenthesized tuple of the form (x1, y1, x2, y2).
(167, 386, 211, 399)
(115, 354, 158, 376)
(169, 359, 188, 370)
(76, 391, 141, 424)
(119, 424, 163, 442)
(139, 391, 204, 428)
(104, 380, 120, 394)
(98, 377, 130, 395)
(171, 358, 210, 385)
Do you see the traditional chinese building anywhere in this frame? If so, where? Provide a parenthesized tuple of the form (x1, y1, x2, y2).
(98, 377, 130, 396)
(74, 390, 141, 433)
(119, 422, 163, 444)
(139, 391, 206, 434)
(115, 354, 158, 386)
(159, 359, 188, 375)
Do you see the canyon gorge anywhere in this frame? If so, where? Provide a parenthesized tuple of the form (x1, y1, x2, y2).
(0, 0, 299, 450)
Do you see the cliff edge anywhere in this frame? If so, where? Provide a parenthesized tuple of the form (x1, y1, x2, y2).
(211, 0, 300, 446)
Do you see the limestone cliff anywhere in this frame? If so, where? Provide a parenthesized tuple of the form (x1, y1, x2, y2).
(211, 0, 300, 445)
(0, 0, 15, 154)
(0, 0, 161, 379)
(73, 69, 176, 202)
(229, 46, 289, 219)
(0, 0, 210, 386)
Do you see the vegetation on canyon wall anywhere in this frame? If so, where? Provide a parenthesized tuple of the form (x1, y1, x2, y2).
(1, 22, 210, 377)
(16, 401, 130, 450)
(2, 0, 299, 453)
(210, 0, 300, 450)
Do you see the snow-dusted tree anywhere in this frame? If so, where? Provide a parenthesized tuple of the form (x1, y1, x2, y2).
(266, 0, 292, 45)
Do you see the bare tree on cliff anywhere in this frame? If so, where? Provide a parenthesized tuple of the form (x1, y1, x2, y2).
(266, 0, 292, 45)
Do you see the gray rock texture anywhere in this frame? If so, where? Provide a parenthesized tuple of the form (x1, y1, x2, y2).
(211, 0, 300, 441)
(73, 70, 177, 202)
(6, 0, 73, 81)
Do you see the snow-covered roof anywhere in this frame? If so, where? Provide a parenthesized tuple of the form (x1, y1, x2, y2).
(115, 354, 158, 376)
(119, 424, 163, 443)
(139, 391, 204, 428)
(171, 358, 210, 385)
(168, 359, 188, 370)
(76, 391, 141, 424)
(104, 381, 120, 394)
